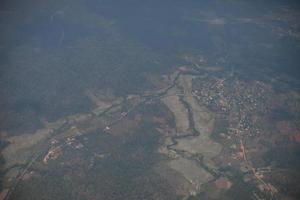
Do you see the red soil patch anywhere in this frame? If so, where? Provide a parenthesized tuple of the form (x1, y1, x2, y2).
(292, 133, 300, 143)
(215, 177, 233, 190)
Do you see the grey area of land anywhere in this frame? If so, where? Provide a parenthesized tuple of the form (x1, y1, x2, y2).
(167, 157, 213, 187)
(158, 73, 222, 195)
(162, 93, 190, 136)
(174, 75, 222, 160)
